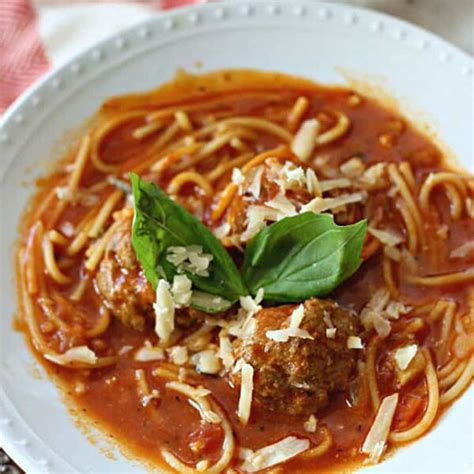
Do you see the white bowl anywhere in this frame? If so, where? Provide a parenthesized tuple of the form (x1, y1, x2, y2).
(0, 1, 472, 472)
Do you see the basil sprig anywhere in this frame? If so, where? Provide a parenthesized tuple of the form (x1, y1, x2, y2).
(130, 173, 246, 311)
(130, 174, 367, 312)
(243, 212, 367, 302)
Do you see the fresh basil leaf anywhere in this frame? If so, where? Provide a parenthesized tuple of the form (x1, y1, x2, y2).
(130, 173, 247, 306)
(243, 212, 367, 302)
(190, 291, 233, 313)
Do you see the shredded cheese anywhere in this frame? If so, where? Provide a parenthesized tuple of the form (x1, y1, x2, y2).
(135, 341, 165, 362)
(240, 436, 310, 472)
(289, 304, 305, 328)
(232, 168, 245, 186)
(359, 163, 388, 190)
(304, 415, 318, 433)
(305, 168, 322, 196)
(318, 178, 351, 193)
(213, 221, 231, 239)
(153, 279, 175, 343)
(291, 119, 320, 161)
(281, 161, 307, 190)
(300, 192, 365, 214)
(237, 363, 254, 425)
(45, 346, 97, 366)
(218, 335, 235, 371)
(266, 327, 314, 343)
(171, 274, 192, 307)
(265, 194, 297, 218)
(167, 346, 189, 365)
(362, 393, 399, 463)
(368, 227, 404, 247)
(166, 245, 213, 277)
(249, 166, 264, 199)
(347, 336, 364, 349)
(233, 291, 264, 338)
(191, 349, 222, 375)
(359, 289, 410, 338)
(241, 205, 277, 242)
(394, 345, 418, 371)
(340, 157, 365, 177)
(141, 389, 161, 407)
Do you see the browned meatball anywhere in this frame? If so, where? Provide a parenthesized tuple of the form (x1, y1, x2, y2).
(94, 208, 206, 331)
(231, 298, 359, 415)
(222, 158, 314, 242)
(94, 209, 154, 331)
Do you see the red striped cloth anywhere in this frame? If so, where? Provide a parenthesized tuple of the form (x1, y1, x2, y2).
(0, 0, 200, 114)
(0, 0, 49, 113)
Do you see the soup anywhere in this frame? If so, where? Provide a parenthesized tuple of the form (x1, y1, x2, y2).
(16, 70, 473, 473)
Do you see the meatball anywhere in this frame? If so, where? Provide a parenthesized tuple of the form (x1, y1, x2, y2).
(94, 209, 154, 331)
(231, 298, 359, 415)
(222, 158, 314, 242)
(94, 208, 206, 331)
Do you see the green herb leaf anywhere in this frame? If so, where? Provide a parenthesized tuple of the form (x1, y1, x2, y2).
(242, 212, 367, 302)
(130, 173, 246, 310)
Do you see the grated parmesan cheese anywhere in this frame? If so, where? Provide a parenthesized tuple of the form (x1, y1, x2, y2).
(60, 221, 75, 237)
(305, 168, 322, 196)
(167, 345, 189, 365)
(394, 345, 418, 371)
(300, 192, 365, 214)
(362, 393, 399, 463)
(231, 290, 265, 338)
(368, 226, 404, 247)
(218, 335, 235, 371)
(318, 178, 351, 193)
(266, 327, 314, 343)
(239, 436, 310, 472)
(359, 289, 411, 338)
(291, 119, 320, 161)
(153, 279, 175, 343)
(141, 389, 161, 407)
(118, 345, 133, 355)
(241, 205, 277, 242)
(237, 363, 254, 425)
(171, 274, 192, 307)
(359, 163, 388, 190)
(281, 161, 307, 190)
(340, 157, 365, 177)
(213, 221, 231, 239)
(265, 194, 297, 218)
(167, 245, 213, 277)
(304, 415, 318, 433)
(135, 341, 165, 362)
(289, 304, 305, 329)
(347, 336, 364, 349)
(385, 301, 412, 320)
(191, 349, 222, 375)
(45, 346, 97, 366)
(249, 166, 264, 199)
(232, 167, 245, 186)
